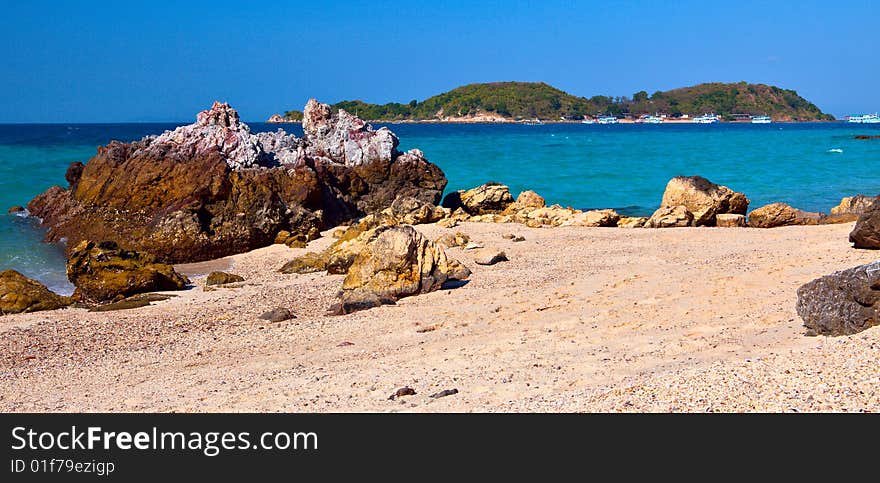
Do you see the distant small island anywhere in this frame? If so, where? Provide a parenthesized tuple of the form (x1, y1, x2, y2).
(268, 81, 835, 123)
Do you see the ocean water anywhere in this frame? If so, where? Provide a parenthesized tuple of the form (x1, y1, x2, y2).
(1, 121, 879, 294)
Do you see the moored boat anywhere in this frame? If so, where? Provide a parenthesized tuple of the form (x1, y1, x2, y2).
(692, 113, 719, 124)
(751, 115, 772, 124)
(597, 115, 618, 125)
(848, 113, 880, 123)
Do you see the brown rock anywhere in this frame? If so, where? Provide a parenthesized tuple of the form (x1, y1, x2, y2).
(26, 101, 447, 264)
(335, 226, 457, 313)
(645, 205, 694, 228)
(442, 182, 514, 215)
(273, 230, 292, 244)
(279, 252, 328, 274)
(748, 203, 824, 228)
(561, 209, 621, 227)
(66, 240, 190, 302)
(7, 205, 25, 214)
(205, 271, 244, 286)
(617, 216, 648, 228)
(824, 194, 879, 224)
(259, 307, 294, 322)
(435, 232, 470, 248)
(0, 270, 72, 315)
(850, 198, 880, 249)
(715, 213, 747, 227)
(659, 176, 749, 226)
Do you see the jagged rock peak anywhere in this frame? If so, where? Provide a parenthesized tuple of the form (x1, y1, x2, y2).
(139, 101, 300, 170)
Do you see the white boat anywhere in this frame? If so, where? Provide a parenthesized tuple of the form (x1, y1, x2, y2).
(751, 115, 772, 124)
(597, 115, 618, 125)
(692, 113, 719, 124)
(848, 113, 880, 123)
(643, 115, 663, 124)
(581, 118, 594, 124)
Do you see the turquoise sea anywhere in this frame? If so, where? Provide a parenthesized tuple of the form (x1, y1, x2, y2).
(1, 122, 879, 294)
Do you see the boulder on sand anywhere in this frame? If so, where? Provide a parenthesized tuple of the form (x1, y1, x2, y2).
(824, 194, 879, 224)
(442, 182, 514, 215)
(849, 198, 880, 248)
(645, 205, 694, 228)
(0, 270, 72, 315)
(27, 100, 446, 264)
(658, 176, 749, 226)
(748, 202, 824, 228)
(796, 261, 880, 335)
(66, 240, 190, 302)
(331, 226, 464, 314)
(205, 271, 244, 286)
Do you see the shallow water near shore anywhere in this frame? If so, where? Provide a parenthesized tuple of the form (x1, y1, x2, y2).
(1, 121, 879, 292)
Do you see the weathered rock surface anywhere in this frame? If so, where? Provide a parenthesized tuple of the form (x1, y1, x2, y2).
(748, 203, 824, 228)
(0, 270, 72, 314)
(658, 176, 749, 226)
(850, 198, 880, 248)
(27, 100, 446, 264)
(443, 182, 514, 215)
(560, 209, 621, 227)
(473, 249, 508, 265)
(205, 272, 244, 286)
(334, 226, 461, 314)
(715, 213, 747, 227)
(435, 232, 470, 248)
(7, 205, 25, 214)
(617, 216, 648, 228)
(382, 196, 448, 225)
(66, 241, 190, 302)
(796, 261, 880, 335)
(279, 252, 328, 274)
(259, 307, 295, 322)
(645, 205, 694, 228)
(825, 194, 879, 224)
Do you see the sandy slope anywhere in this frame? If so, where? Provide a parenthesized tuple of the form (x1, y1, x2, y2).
(1, 222, 878, 412)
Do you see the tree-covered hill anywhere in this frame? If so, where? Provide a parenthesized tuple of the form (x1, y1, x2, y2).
(277, 81, 833, 122)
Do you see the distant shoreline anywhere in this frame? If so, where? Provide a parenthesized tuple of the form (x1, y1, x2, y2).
(267, 118, 842, 125)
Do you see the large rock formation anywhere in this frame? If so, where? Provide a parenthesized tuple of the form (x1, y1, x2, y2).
(27, 100, 446, 263)
(796, 261, 880, 335)
(332, 226, 465, 314)
(850, 198, 880, 248)
(658, 176, 749, 226)
(66, 241, 190, 302)
(0, 270, 72, 315)
(748, 203, 824, 228)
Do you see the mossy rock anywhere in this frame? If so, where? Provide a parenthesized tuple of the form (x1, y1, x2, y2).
(205, 271, 245, 286)
(0, 270, 73, 315)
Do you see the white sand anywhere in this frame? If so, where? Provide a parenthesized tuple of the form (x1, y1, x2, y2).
(1, 222, 878, 412)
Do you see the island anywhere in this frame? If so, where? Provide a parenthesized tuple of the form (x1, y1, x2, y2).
(268, 81, 834, 123)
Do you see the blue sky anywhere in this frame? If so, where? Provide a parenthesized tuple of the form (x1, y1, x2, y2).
(1, 0, 877, 122)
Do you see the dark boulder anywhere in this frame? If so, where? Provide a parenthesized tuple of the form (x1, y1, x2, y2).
(850, 198, 880, 248)
(796, 261, 880, 336)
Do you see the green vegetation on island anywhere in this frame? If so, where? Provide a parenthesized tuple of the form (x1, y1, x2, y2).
(279, 81, 834, 122)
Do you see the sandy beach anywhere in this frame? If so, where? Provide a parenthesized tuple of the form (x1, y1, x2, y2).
(1, 221, 877, 412)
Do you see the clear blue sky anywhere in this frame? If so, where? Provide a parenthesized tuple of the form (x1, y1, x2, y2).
(1, 0, 877, 122)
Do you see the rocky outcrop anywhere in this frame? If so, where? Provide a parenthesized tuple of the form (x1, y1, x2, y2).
(796, 261, 880, 335)
(332, 226, 465, 314)
(66, 241, 190, 302)
(0, 270, 72, 315)
(443, 183, 514, 215)
(748, 203, 824, 228)
(617, 216, 648, 228)
(382, 196, 449, 225)
(560, 209, 620, 227)
(825, 194, 879, 224)
(27, 100, 446, 264)
(658, 176, 749, 226)
(266, 114, 286, 123)
(850, 198, 880, 248)
(645, 205, 694, 228)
